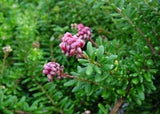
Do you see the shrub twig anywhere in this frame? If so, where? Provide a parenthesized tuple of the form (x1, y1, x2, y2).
(81, 54, 101, 67)
(62, 73, 109, 90)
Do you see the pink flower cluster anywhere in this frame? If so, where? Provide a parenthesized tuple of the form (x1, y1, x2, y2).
(43, 62, 64, 81)
(59, 32, 85, 58)
(76, 24, 92, 40)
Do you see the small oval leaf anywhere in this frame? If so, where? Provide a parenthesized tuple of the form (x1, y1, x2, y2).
(86, 64, 93, 75)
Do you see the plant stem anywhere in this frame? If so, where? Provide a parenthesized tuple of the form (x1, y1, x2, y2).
(14, 110, 28, 114)
(112, 5, 156, 55)
(110, 98, 124, 114)
(81, 54, 101, 67)
(62, 74, 109, 90)
(110, 80, 131, 114)
(50, 42, 54, 58)
(1, 53, 9, 75)
(89, 38, 98, 48)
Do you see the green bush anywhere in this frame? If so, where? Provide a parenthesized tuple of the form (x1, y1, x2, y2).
(0, 0, 160, 113)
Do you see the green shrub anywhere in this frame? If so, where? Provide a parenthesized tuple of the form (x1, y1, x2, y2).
(0, 0, 160, 113)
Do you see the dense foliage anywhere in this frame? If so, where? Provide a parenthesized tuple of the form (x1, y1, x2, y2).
(0, 0, 160, 113)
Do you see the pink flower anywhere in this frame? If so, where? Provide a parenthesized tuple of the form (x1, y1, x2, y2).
(77, 47, 82, 54)
(43, 70, 48, 74)
(59, 24, 92, 58)
(60, 32, 85, 58)
(60, 42, 66, 51)
(70, 49, 75, 56)
(64, 32, 72, 37)
(76, 24, 92, 40)
(62, 32, 72, 41)
(42, 62, 64, 81)
(77, 23, 84, 30)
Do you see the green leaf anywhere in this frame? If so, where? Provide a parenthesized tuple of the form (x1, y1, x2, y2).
(96, 36, 103, 45)
(144, 73, 151, 82)
(78, 59, 88, 66)
(94, 66, 101, 74)
(135, 61, 142, 67)
(131, 78, 139, 85)
(77, 66, 86, 73)
(102, 64, 114, 70)
(72, 86, 80, 92)
(110, 3, 117, 10)
(95, 74, 102, 82)
(138, 90, 145, 100)
(0, 105, 4, 111)
(64, 80, 76, 87)
(23, 102, 29, 111)
(60, 97, 68, 107)
(116, 89, 126, 96)
(86, 63, 93, 75)
(33, 92, 44, 97)
(147, 59, 153, 66)
(98, 103, 108, 114)
(97, 45, 104, 60)
(135, 98, 142, 105)
(107, 55, 118, 61)
(82, 51, 89, 57)
(87, 42, 93, 57)
(150, 82, 156, 91)
(16, 97, 26, 108)
(102, 90, 110, 98)
(3, 110, 13, 114)
(29, 101, 38, 111)
(4, 96, 17, 107)
(0, 90, 4, 102)
(140, 84, 145, 92)
(129, 73, 138, 77)
(29, 87, 39, 92)
(138, 76, 143, 83)
(21, 78, 31, 84)
(85, 84, 92, 95)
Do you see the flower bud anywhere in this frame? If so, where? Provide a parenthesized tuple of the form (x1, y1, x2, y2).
(76, 24, 92, 40)
(43, 62, 64, 81)
(60, 32, 85, 58)
(71, 23, 77, 30)
(2, 45, 12, 54)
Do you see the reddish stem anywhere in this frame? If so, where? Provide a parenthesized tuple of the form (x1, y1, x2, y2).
(110, 80, 131, 114)
(89, 38, 98, 48)
(114, 6, 156, 55)
(110, 98, 124, 114)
